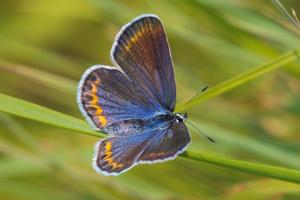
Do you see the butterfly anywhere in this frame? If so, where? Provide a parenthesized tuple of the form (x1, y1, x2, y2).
(77, 14, 190, 176)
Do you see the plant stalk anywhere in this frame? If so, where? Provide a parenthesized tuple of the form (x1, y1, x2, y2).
(175, 48, 300, 112)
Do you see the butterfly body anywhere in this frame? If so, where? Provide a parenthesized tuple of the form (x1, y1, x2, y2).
(78, 14, 191, 175)
(104, 111, 176, 135)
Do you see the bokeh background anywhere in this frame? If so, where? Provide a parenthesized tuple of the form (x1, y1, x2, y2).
(1, 0, 300, 199)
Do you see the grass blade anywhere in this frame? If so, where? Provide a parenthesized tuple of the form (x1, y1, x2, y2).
(0, 93, 103, 138)
(180, 151, 300, 184)
(1, 93, 300, 184)
(175, 48, 300, 112)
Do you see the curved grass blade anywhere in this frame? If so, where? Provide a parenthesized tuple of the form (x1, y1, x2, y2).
(0, 93, 104, 138)
(180, 151, 300, 184)
(176, 48, 300, 112)
(1, 93, 300, 184)
(193, 121, 300, 169)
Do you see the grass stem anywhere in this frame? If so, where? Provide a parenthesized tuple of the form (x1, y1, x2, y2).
(1, 93, 300, 184)
(175, 48, 300, 112)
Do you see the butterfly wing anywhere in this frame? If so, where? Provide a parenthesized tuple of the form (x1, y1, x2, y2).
(79, 15, 186, 175)
(77, 65, 165, 131)
(93, 131, 153, 175)
(138, 121, 190, 162)
(111, 14, 176, 111)
(93, 122, 190, 175)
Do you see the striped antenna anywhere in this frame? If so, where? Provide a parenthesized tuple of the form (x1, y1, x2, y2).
(271, 0, 300, 29)
(185, 120, 215, 143)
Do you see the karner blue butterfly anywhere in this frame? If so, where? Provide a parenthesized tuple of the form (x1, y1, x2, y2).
(77, 14, 191, 176)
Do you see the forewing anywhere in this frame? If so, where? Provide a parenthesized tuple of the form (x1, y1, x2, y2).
(111, 14, 176, 111)
(77, 65, 164, 131)
(138, 122, 190, 162)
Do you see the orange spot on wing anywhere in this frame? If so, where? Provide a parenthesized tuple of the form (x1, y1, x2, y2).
(103, 141, 123, 170)
(90, 94, 98, 105)
(111, 162, 123, 170)
(98, 116, 107, 126)
(137, 30, 143, 36)
(105, 141, 112, 151)
(91, 84, 98, 94)
(87, 105, 103, 115)
(130, 34, 138, 43)
(95, 107, 103, 115)
(87, 79, 107, 127)
(124, 31, 143, 51)
(124, 45, 130, 52)
(89, 94, 103, 115)
(146, 152, 166, 159)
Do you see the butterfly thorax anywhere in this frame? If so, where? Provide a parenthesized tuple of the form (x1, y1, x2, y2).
(145, 112, 174, 130)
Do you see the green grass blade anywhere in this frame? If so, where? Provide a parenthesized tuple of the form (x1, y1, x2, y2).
(193, 121, 300, 169)
(1, 93, 300, 184)
(180, 151, 300, 184)
(0, 93, 103, 138)
(175, 48, 300, 112)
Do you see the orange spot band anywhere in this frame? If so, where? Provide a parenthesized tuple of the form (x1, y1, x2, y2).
(103, 141, 123, 170)
(88, 78, 107, 127)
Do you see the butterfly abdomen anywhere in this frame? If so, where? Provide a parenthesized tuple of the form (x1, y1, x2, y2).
(103, 119, 145, 136)
(103, 113, 175, 136)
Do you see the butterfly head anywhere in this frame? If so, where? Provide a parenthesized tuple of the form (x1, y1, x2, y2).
(175, 112, 188, 122)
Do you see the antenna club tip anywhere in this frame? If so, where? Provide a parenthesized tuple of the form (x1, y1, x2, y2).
(208, 137, 215, 143)
(185, 120, 215, 143)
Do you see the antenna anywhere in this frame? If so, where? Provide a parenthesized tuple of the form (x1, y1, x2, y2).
(271, 0, 300, 29)
(185, 120, 215, 143)
(186, 86, 209, 103)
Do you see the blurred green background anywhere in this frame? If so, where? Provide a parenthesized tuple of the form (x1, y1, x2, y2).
(1, 0, 300, 199)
